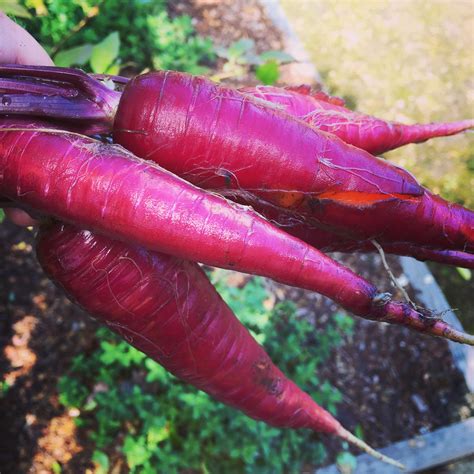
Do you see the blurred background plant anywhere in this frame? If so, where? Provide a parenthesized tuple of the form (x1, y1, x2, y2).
(2, 0, 292, 77)
(212, 38, 293, 83)
(4, 0, 215, 74)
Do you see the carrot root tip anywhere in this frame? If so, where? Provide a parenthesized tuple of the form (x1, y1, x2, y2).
(442, 326, 474, 346)
(337, 426, 405, 470)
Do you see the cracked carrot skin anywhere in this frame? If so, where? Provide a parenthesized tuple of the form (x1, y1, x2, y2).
(113, 71, 473, 253)
(2, 119, 472, 344)
(293, 191, 473, 253)
(241, 85, 474, 155)
(36, 222, 403, 467)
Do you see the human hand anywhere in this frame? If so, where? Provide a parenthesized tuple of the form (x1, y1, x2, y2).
(0, 12, 54, 226)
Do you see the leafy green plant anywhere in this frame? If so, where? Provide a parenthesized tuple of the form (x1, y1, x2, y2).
(55, 31, 121, 74)
(12, 0, 215, 74)
(456, 267, 472, 281)
(58, 273, 354, 473)
(1, 0, 32, 18)
(213, 38, 294, 84)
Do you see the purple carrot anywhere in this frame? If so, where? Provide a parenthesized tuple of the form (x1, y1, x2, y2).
(37, 221, 403, 467)
(1, 118, 473, 344)
(0, 66, 472, 255)
(241, 85, 474, 155)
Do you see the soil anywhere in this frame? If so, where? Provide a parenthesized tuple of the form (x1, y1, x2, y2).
(1, 1, 472, 473)
(2, 224, 472, 473)
(0, 223, 99, 473)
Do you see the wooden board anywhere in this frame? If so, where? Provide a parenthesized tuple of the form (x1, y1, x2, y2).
(317, 417, 474, 473)
(399, 257, 474, 392)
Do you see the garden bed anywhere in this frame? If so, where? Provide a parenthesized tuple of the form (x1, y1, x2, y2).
(2, 212, 472, 473)
(1, 1, 473, 473)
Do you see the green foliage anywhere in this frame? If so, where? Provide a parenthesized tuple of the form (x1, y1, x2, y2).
(255, 60, 280, 85)
(214, 38, 294, 85)
(0, 209, 5, 224)
(456, 267, 472, 281)
(54, 31, 120, 74)
(13, 0, 215, 74)
(54, 44, 93, 68)
(92, 450, 109, 474)
(9, 1, 292, 82)
(1, 0, 32, 18)
(57, 274, 354, 473)
(146, 11, 214, 75)
(336, 451, 357, 473)
(57, 372, 89, 408)
(89, 31, 120, 74)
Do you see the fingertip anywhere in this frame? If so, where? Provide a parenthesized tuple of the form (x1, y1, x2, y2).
(0, 13, 54, 67)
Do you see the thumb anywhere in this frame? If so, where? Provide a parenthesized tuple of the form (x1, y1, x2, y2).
(0, 12, 53, 66)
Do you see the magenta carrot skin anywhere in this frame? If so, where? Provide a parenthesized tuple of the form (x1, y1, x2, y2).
(241, 85, 474, 155)
(37, 223, 332, 428)
(36, 222, 402, 467)
(0, 119, 375, 317)
(298, 228, 474, 269)
(243, 196, 474, 268)
(376, 246, 474, 269)
(1, 67, 472, 253)
(2, 121, 472, 344)
(113, 70, 421, 198)
(0, 66, 422, 197)
(112, 71, 473, 253)
(0, 119, 373, 316)
(2, 66, 471, 156)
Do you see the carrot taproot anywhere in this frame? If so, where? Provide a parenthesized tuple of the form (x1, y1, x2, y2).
(4, 66, 472, 155)
(112, 70, 473, 253)
(241, 85, 474, 155)
(1, 118, 471, 344)
(1, 66, 473, 253)
(0, 65, 422, 196)
(36, 221, 402, 467)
